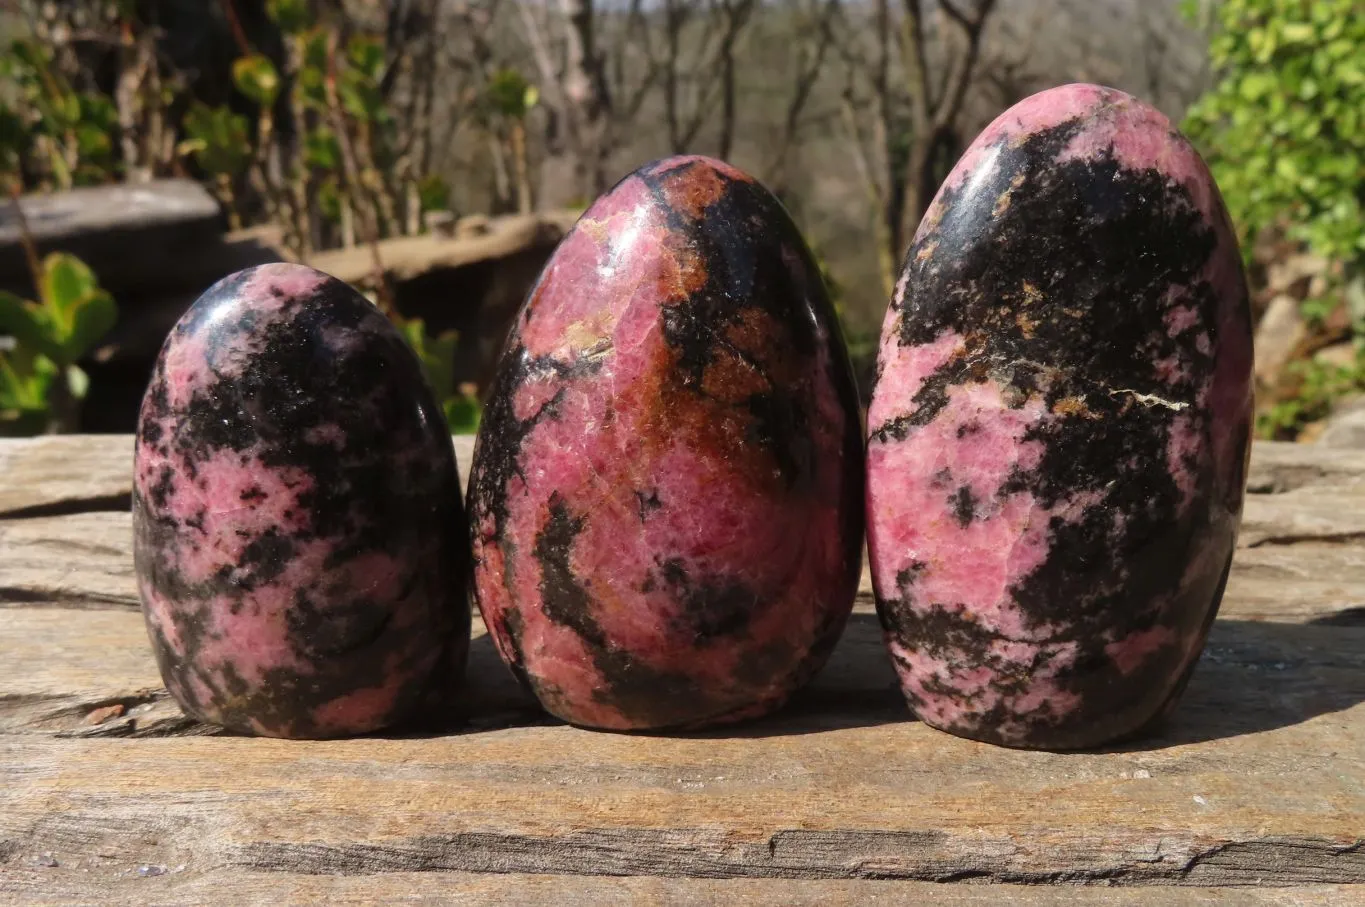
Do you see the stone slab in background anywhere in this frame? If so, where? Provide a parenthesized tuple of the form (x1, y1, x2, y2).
(0, 181, 225, 297)
(1318, 398, 1365, 450)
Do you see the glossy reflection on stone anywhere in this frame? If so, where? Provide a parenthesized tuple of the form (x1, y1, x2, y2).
(468, 155, 864, 731)
(132, 263, 469, 738)
(866, 84, 1254, 750)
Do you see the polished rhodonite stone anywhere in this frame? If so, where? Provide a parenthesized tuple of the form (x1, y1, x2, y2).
(132, 263, 469, 738)
(468, 155, 864, 730)
(866, 84, 1254, 749)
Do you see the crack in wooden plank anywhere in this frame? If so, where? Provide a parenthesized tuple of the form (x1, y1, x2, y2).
(1309, 607, 1365, 627)
(0, 494, 133, 521)
(222, 831, 1365, 886)
(0, 588, 138, 609)
(1247, 532, 1365, 549)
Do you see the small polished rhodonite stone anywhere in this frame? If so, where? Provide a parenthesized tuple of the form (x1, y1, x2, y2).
(865, 84, 1254, 750)
(468, 155, 864, 731)
(132, 263, 469, 738)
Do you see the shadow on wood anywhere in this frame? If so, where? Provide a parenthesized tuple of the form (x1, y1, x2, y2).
(175, 612, 1365, 748)
(1118, 618, 1365, 751)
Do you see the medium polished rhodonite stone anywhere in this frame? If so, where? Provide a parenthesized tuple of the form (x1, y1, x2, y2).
(866, 84, 1254, 749)
(132, 263, 469, 738)
(468, 155, 864, 730)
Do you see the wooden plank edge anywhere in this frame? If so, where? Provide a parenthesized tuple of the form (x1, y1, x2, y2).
(2, 869, 1362, 906)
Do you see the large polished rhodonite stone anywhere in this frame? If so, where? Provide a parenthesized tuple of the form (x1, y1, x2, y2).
(468, 155, 864, 730)
(866, 84, 1254, 749)
(132, 263, 469, 738)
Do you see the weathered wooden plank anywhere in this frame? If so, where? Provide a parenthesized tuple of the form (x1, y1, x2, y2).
(0, 435, 476, 518)
(307, 212, 577, 284)
(1, 871, 1360, 907)
(0, 513, 139, 607)
(1240, 486, 1365, 548)
(0, 700, 1361, 885)
(1246, 444, 1365, 494)
(0, 436, 135, 518)
(1224, 545, 1365, 625)
(1, 598, 1361, 885)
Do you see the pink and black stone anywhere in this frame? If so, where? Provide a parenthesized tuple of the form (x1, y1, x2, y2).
(866, 84, 1254, 750)
(468, 155, 864, 731)
(132, 263, 469, 738)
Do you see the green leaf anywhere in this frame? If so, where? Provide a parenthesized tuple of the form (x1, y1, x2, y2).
(266, 0, 311, 33)
(232, 55, 281, 108)
(339, 75, 382, 122)
(346, 35, 385, 82)
(316, 177, 342, 223)
(62, 290, 116, 362)
(40, 253, 98, 330)
(74, 121, 111, 161)
(418, 175, 448, 213)
(65, 363, 88, 400)
(303, 127, 341, 170)
(444, 392, 481, 434)
(1239, 71, 1276, 100)
(0, 344, 57, 428)
(0, 290, 62, 361)
(486, 69, 535, 118)
(1280, 23, 1316, 44)
(181, 103, 251, 175)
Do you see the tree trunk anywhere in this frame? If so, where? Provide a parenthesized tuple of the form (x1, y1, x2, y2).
(546, 0, 614, 206)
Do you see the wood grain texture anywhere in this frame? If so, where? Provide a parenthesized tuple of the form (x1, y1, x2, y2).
(1, 873, 1361, 907)
(2, 436, 1364, 901)
(307, 213, 578, 284)
(1, 603, 1362, 886)
(0, 513, 138, 607)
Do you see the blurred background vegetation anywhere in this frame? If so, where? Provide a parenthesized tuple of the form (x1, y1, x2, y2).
(0, 0, 1360, 442)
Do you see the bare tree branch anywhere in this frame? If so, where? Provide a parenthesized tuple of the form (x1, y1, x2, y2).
(931, 0, 996, 133)
(763, 0, 840, 184)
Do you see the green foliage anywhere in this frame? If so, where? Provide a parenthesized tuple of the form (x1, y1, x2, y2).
(0, 103, 30, 179)
(0, 253, 117, 434)
(443, 389, 482, 435)
(266, 0, 311, 34)
(232, 55, 282, 109)
(339, 36, 389, 126)
(417, 174, 449, 213)
(1, 38, 121, 187)
(0, 345, 59, 436)
(1258, 352, 1365, 439)
(179, 103, 251, 176)
(484, 69, 539, 120)
(303, 127, 342, 170)
(809, 240, 876, 391)
(395, 316, 481, 434)
(316, 176, 343, 222)
(295, 29, 332, 111)
(1184, 0, 1365, 437)
(1183, 0, 1365, 274)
